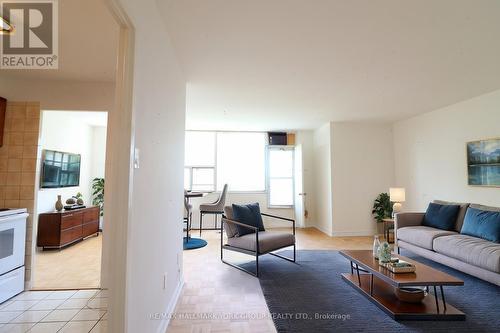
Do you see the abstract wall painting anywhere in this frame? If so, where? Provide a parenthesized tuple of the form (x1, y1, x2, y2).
(467, 138, 500, 187)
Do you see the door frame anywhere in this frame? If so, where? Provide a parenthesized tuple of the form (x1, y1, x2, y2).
(30, 109, 109, 290)
(100, 1, 135, 332)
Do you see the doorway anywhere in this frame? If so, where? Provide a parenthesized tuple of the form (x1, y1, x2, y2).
(32, 110, 108, 290)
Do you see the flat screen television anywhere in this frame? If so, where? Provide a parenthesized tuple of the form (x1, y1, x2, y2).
(40, 150, 81, 188)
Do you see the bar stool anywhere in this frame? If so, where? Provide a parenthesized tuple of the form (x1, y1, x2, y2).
(199, 184, 228, 236)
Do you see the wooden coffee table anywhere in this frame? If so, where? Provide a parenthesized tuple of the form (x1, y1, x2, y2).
(339, 250, 465, 321)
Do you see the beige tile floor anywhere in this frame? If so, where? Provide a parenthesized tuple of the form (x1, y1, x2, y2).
(0, 289, 107, 333)
(167, 227, 373, 333)
(33, 235, 102, 290)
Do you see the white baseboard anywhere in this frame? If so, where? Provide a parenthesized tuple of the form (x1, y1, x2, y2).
(312, 225, 332, 236)
(157, 277, 184, 333)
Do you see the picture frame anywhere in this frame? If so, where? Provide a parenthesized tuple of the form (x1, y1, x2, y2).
(466, 138, 500, 187)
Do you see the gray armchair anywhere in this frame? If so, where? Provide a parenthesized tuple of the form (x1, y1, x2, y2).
(220, 205, 296, 277)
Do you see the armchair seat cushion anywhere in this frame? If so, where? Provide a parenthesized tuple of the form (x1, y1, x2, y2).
(397, 226, 457, 250)
(433, 234, 500, 273)
(227, 231, 295, 254)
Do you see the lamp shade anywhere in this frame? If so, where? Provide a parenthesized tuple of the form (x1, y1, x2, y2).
(389, 187, 405, 202)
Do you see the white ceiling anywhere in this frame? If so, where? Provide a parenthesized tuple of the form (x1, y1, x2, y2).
(163, 0, 500, 130)
(0, 0, 119, 82)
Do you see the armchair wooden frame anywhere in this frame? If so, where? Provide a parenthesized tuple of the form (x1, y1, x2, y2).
(220, 213, 296, 277)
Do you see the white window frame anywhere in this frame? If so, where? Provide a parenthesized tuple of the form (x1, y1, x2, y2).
(266, 145, 295, 209)
(184, 166, 216, 192)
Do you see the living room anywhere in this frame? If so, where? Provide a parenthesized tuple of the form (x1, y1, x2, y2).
(174, 98, 499, 333)
(169, 1, 499, 331)
(0, 1, 499, 333)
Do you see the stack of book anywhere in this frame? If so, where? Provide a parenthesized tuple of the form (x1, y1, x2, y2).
(379, 258, 416, 273)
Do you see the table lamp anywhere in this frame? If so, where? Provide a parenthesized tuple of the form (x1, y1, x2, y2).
(389, 187, 405, 218)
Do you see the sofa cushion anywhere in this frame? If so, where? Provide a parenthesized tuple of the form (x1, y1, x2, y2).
(470, 204, 500, 212)
(232, 203, 265, 236)
(461, 207, 500, 243)
(423, 203, 460, 231)
(227, 231, 295, 254)
(397, 226, 457, 250)
(433, 234, 500, 273)
(433, 200, 470, 232)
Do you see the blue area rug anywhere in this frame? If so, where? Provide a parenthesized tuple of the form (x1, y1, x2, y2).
(254, 249, 500, 333)
(183, 237, 207, 250)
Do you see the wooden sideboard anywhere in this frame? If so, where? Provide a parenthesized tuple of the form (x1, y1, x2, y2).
(37, 206, 100, 250)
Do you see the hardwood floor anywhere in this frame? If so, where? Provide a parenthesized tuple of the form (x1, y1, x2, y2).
(167, 227, 373, 333)
(30, 227, 374, 331)
(32, 234, 102, 290)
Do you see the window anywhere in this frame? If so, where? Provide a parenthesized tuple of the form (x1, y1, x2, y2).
(268, 147, 294, 207)
(183, 168, 190, 190)
(192, 168, 215, 192)
(184, 132, 215, 191)
(185, 131, 215, 166)
(216, 132, 266, 191)
(184, 131, 266, 192)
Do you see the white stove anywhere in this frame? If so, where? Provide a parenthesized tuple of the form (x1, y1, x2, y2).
(0, 208, 28, 303)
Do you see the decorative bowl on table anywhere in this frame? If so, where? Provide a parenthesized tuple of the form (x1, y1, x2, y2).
(394, 287, 427, 303)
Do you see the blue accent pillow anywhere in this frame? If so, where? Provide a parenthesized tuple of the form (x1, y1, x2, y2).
(423, 203, 460, 231)
(461, 207, 500, 243)
(232, 203, 265, 236)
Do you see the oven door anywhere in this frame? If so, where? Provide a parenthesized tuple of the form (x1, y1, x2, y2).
(0, 213, 28, 275)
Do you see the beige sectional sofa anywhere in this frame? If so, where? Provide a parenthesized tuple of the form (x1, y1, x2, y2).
(395, 200, 500, 286)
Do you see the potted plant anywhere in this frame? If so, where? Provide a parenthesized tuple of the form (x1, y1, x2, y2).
(372, 192, 393, 223)
(92, 178, 105, 229)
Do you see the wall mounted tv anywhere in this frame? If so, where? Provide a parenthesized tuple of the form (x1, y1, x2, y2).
(40, 150, 81, 188)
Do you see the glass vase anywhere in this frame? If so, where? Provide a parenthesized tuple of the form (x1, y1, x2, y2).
(373, 235, 380, 259)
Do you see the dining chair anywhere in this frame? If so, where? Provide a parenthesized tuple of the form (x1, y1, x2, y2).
(184, 192, 193, 241)
(199, 184, 228, 236)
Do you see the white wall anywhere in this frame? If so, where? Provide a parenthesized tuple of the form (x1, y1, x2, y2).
(37, 111, 107, 214)
(330, 122, 395, 236)
(312, 123, 333, 235)
(114, 1, 186, 332)
(91, 127, 107, 179)
(394, 89, 500, 211)
(0, 77, 115, 112)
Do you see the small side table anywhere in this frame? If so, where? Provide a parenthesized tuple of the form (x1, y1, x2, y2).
(382, 218, 394, 243)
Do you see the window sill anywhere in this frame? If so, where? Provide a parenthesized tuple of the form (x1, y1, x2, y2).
(188, 190, 268, 195)
(267, 205, 294, 209)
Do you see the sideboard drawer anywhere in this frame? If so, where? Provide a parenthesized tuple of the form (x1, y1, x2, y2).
(61, 213, 83, 230)
(61, 226, 82, 245)
(83, 208, 99, 223)
(82, 221, 99, 238)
